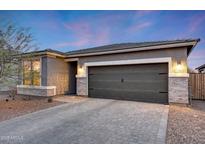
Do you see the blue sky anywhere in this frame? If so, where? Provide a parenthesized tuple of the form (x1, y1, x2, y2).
(0, 10, 205, 69)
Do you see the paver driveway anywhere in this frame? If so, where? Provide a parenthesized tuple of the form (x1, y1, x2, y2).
(0, 96, 169, 144)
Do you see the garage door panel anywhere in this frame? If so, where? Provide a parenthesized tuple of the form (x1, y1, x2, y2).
(89, 81, 122, 89)
(89, 80, 167, 91)
(89, 73, 167, 81)
(89, 89, 125, 100)
(89, 64, 167, 73)
(89, 88, 167, 103)
(120, 81, 167, 91)
(89, 74, 122, 81)
(120, 90, 168, 103)
(88, 63, 168, 104)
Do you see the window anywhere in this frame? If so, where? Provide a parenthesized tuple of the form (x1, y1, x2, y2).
(23, 59, 40, 86)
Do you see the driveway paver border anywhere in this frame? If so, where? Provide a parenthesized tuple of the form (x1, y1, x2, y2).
(156, 105, 169, 143)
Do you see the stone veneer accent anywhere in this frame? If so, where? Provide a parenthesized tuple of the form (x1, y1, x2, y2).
(76, 77, 87, 96)
(17, 85, 56, 97)
(168, 77, 189, 104)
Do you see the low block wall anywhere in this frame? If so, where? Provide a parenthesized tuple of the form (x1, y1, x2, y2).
(17, 85, 56, 97)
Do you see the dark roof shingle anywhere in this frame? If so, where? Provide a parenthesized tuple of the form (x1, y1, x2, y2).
(21, 39, 200, 57)
(66, 39, 200, 56)
(21, 48, 66, 57)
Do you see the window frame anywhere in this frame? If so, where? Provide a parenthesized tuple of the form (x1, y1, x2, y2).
(22, 57, 41, 86)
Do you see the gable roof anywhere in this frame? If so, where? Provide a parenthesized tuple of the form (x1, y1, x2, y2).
(196, 64, 205, 70)
(66, 39, 200, 57)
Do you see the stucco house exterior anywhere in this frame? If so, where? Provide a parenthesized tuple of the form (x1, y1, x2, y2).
(17, 39, 200, 104)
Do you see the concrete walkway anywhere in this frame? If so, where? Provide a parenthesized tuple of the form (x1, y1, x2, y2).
(0, 96, 169, 144)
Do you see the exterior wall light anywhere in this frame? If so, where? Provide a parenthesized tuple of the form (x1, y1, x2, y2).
(176, 61, 183, 73)
(78, 65, 85, 77)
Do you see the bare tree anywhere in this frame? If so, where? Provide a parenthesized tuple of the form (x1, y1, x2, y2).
(0, 22, 38, 92)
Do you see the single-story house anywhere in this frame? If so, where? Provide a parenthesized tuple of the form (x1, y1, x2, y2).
(17, 39, 200, 104)
(195, 64, 205, 73)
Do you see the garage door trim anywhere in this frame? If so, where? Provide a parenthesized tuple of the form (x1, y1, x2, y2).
(76, 57, 172, 97)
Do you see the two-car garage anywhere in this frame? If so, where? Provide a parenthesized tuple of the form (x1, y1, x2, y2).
(88, 63, 168, 104)
(70, 39, 198, 105)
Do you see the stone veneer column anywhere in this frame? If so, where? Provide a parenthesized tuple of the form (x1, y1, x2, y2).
(168, 77, 189, 104)
(76, 77, 88, 96)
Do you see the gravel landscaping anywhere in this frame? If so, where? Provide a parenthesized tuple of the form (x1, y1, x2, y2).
(0, 92, 67, 122)
(166, 101, 205, 144)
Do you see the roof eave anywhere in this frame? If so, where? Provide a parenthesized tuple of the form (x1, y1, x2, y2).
(187, 39, 200, 56)
(65, 40, 200, 58)
(20, 51, 66, 58)
(196, 64, 205, 70)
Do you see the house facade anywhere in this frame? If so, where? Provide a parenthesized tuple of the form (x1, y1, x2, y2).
(17, 39, 200, 104)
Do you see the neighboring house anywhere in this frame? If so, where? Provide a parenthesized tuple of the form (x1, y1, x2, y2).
(195, 64, 205, 73)
(17, 39, 200, 104)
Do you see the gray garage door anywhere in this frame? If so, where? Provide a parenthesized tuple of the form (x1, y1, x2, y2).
(88, 63, 168, 104)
